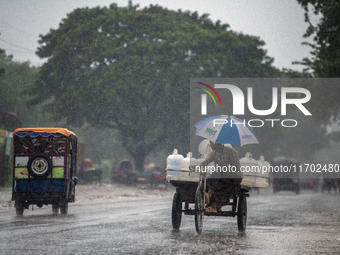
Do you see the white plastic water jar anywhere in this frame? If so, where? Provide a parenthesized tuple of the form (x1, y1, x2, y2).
(181, 152, 193, 171)
(256, 156, 270, 178)
(166, 149, 184, 176)
(240, 152, 257, 187)
(255, 155, 270, 187)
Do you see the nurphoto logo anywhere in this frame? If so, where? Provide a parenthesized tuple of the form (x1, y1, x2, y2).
(193, 80, 312, 128)
(200, 84, 311, 116)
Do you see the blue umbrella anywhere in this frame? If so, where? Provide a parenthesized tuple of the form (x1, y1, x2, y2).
(195, 115, 259, 146)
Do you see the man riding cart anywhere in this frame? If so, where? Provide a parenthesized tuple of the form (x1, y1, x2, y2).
(199, 141, 242, 213)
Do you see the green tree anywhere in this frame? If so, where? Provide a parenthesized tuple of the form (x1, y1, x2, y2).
(0, 49, 5, 77)
(0, 50, 39, 186)
(32, 3, 279, 171)
(0, 50, 39, 126)
(297, 0, 340, 77)
(0, 33, 6, 76)
(297, 0, 340, 123)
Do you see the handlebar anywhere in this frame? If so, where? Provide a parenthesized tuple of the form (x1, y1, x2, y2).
(189, 165, 196, 172)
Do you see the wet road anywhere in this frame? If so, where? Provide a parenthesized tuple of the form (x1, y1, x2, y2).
(1, 190, 340, 254)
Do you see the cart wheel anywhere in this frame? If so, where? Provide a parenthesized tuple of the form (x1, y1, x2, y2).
(237, 196, 247, 232)
(15, 199, 24, 216)
(15, 204, 24, 216)
(295, 186, 300, 194)
(195, 186, 205, 234)
(172, 192, 182, 230)
(52, 203, 59, 215)
(16, 206, 24, 216)
(60, 202, 68, 215)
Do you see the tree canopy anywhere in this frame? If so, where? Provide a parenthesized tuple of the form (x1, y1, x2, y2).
(32, 3, 280, 170)
(297, 0, 340, 77)
(297, 0, 340, 123)
(0, 49, 5, 77)
(0, 50, 38, 126)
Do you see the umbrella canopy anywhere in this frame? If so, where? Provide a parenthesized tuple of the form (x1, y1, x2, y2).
(194, 115, 259, 146)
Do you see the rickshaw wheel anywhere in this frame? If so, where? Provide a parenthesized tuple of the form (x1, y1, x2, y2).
(195, 186, 205, 234)
(15, 205, 24, 216)
(60, 202, 68, 215)
(237, 196, 247, 232)
(15, 199, 24, 216)
(172, 192, 182, 230)
(52, 204, 59, 214)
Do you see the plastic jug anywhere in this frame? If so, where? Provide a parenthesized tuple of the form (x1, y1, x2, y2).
(166, 149, 184, 176)
(240, 152, 257, 187)
(181, 152, 193, 171)
(256, 156, 270, 178)
(255, 155, 270, 187)
(240, 152, 258, 174)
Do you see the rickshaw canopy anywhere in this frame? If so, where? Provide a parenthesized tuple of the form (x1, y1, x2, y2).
(13, 128, 76, 138)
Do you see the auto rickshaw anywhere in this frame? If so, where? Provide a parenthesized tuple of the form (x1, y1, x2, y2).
(12, 128, 78, 215)
(272, 157, 300, 194)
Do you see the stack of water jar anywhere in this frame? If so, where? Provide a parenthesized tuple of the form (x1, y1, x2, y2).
(240, 152, 269, 187)
(166, 150, 200, 182)
(166, 145, 269, 188)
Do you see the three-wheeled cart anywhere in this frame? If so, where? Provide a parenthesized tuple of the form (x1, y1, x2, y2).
(170, 170, 249, 234)
(12, 128, 78, 216)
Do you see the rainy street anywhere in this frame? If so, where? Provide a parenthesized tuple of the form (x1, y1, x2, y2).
(1, 1, 340, 255)
(1, 185, 340, 254)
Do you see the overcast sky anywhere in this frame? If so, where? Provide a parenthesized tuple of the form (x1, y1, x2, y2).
(0, 0, 315, 71)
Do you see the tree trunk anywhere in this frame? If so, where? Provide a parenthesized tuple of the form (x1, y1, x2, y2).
(133, 152, 146, 172)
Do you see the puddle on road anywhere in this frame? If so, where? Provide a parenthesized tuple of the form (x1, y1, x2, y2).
(247, 225, 281, 231)
(233, 224, 340, 255)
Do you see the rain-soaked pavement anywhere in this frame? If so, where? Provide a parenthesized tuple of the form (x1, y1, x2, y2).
(1, 188, 340, 254)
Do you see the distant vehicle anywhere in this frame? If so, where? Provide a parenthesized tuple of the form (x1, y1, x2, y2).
(75, 142, 102, 184)
(322, 178, 338, 194)
(272, 157, 300, 194)
(112, 160, 137, 185)
(77, 158, 102, 184)
(136, 164, 169, 189)
(0, 112, 21, 187)
(12, 128, 78, 215)
(152, 167, 169, 188)
(299, 178, 319, 191)
(136, 168, 153, 185)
